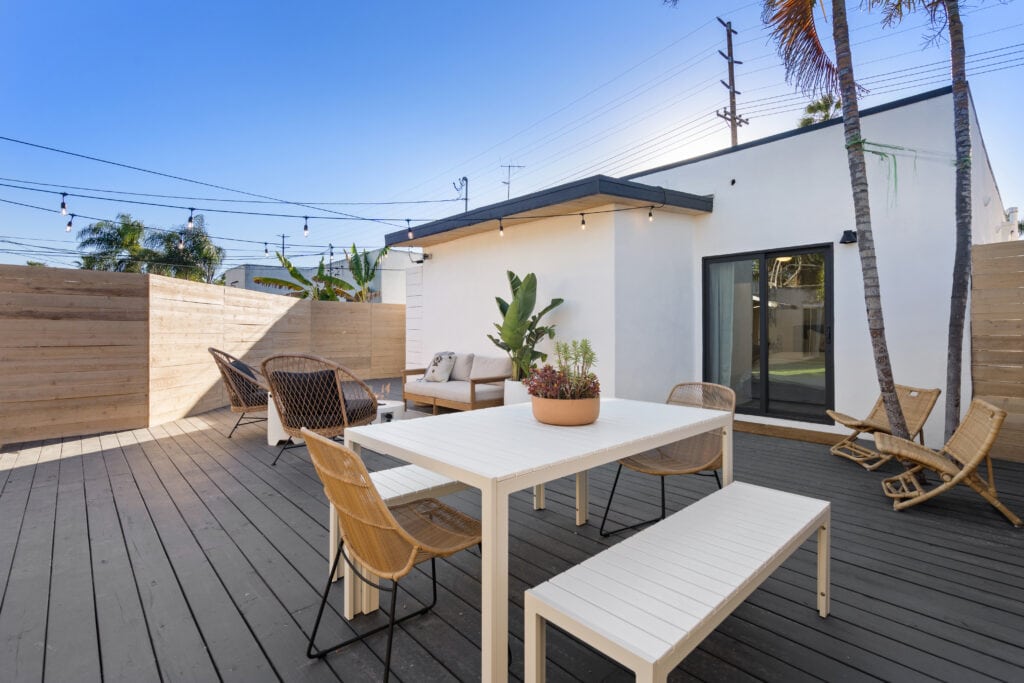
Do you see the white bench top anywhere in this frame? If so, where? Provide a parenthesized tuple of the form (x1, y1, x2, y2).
(527, 482, 829, 666)
(370, 464, 466, 505)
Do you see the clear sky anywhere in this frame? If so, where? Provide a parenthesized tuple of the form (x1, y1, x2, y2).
(1, 1, 1021, 270)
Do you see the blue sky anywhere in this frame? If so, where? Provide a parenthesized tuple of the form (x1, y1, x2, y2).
(1, 1, 1021, 270)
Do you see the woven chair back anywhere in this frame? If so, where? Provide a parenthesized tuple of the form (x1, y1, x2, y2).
(667, 382, 737, 413)
(304, 430, 418, 579)
(660, 382, 736, 470)
(944, 399, 1006, 468)
(261, 354, 377, 439)
(863, 385, 941, 435)
(209, 347, 268, 411)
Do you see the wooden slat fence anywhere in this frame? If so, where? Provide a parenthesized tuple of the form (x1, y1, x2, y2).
(0, 265, 404, 446)
(972, 240, 1024, 461)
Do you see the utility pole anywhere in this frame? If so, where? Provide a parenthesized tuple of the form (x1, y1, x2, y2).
(276, 233, 287, 257)
(716, 16, 748, 147)
(500, 163, 525, 200)
(328, 243, 334, 278)
(453, 176, 469, 212)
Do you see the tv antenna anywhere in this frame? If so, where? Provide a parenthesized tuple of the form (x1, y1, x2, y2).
(500, 163, 525, 200)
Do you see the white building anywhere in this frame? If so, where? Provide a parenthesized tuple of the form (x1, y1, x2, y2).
(387, 87, 1013, 444)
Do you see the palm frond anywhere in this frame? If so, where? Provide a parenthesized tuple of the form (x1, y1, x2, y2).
(762, 0, 839, 96)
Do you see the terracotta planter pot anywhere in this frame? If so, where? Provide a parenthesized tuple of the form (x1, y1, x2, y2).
(531, 396, 600, 426)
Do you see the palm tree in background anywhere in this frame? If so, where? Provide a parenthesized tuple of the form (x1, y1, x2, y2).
(254, 252, 356, 300)
(77, 213, 152, 273)
(798, 93, 841, 126)
(663, 0, 910, 437)
(144, 214, 225, 283)
(345, 243, 390, 302)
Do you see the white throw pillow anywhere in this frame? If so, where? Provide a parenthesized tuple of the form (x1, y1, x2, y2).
(470, 355, 513, 381)
(423, 352, 456, 382)
(450, 353, 475, 381)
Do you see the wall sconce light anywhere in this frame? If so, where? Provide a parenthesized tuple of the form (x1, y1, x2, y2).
(839, 230, 857, 244)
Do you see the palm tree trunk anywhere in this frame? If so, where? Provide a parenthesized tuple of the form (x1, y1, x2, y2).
(832, 0, 910, 438)
(944, 0, 970, 441)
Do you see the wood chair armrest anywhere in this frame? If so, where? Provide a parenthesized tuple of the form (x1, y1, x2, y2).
(402, 368, 427, 380)
(875, 433, 946, 468)
(469, 375, 511, 386)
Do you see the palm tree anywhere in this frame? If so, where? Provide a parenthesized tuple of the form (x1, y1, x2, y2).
(798, 93, 841, 126)
(144, 215, 225, 283)
(254, 252, 356, 300)
(869, 0, 968, 440)
(345, 243, 390, 302)
(77, 213, 152, 273)
(677, 0, 908, 437)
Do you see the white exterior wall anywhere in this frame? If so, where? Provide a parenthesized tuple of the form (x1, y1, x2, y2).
(415, 213, 619, 397)
(409, 90, 1006, 447)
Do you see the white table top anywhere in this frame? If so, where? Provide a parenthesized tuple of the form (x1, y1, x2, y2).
(344, 398, 732, 492)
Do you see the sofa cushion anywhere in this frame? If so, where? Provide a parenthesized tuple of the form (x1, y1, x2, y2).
(424, 351, 456, 382)
(470, 355, 513, 380)
(405, 380, 504, 404)
(450, 353, 475, 381)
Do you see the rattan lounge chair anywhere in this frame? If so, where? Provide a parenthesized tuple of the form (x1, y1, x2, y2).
(302, 429, 481, 682)
(208, 347, 269, 438)
(599, 382, 736, 537)
(826, 384, 941, 470)
(261, 353, 378, 466)
(876, 398, 1021, 526)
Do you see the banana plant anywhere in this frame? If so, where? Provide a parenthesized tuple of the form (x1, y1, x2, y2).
(254, 252, 355, 300)
(487, 271, 563, 381)
(346, 243, 390, 302)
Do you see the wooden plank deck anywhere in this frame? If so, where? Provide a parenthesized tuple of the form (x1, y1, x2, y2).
(1, 405, 1022, 682)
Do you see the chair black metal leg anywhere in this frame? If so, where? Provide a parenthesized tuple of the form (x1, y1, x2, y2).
(227, 412, 266, 439)
(383, 581, 399, 683)
(228, 412, 245, 438)
(714, 469, 722, 489)
(599, 464, 624, 537)
(660, 476, 666, 520)
(601, 470, 675, 537)
(272, 441, 301, 466)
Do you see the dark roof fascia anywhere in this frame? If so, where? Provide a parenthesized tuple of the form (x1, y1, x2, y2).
(384, 174, 712, 246)
(623, 86, 954, 180)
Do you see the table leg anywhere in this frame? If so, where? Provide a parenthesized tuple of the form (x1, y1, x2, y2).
(575, 471, 589, 526)
(533, 484, 545, 510)
(481, 484, 509, 683)
(817, 513, 831, 617)
(722, 422, 734, 486)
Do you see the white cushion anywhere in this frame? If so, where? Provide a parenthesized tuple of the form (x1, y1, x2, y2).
(404, 380, 504, 403)
(470, 356, 513, 380)
(424, 352, 456, 382)
(450, 353, 475, 381)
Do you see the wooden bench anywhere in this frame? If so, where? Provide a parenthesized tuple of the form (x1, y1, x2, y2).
(524, 482, 830, 682)
(329, 464, 467, 619)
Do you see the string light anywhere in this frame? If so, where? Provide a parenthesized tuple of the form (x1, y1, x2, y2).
(580, 213, 586, 230)
(303, 216, 309, 237)
(65, 213, 74, 232)
(648, 206, 654, 222)
(60, 193, 67, 215)
(187, 208, 194, 230)
(178, 234, 185, 250)
(499, 217, 504, 237)
(264, 242, 269, 256)
(406, 219, 413, 240)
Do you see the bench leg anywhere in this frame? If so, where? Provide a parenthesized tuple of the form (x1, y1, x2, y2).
(524, 597, 546, 683)
(817, 516, 831, 617)
(576, 471, 589, 526)
(533, 484, 545, 510)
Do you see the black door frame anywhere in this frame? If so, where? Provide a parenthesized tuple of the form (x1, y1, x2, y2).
(702, 243, 835, 424)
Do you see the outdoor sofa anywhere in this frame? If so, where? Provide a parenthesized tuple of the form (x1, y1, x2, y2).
(403, 352, 512, 413)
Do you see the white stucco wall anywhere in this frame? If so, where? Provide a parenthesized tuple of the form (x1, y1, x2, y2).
(410, 89, 1006, 448)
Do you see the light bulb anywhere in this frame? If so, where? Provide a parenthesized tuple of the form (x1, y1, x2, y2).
(60, 193, 68, 216)
(406, 219, 413, 240)
(178, 235, 185, 250)
(303, 217, 309, 238)
(264, 242, 269, 256)
(580, 213, 586, 230)
(499, 218, 504, 237)
(648, 207, 654, 222)
(187, 209, 194, 230)
(65, 214, 74, 232)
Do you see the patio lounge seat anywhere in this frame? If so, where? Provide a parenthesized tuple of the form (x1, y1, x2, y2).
(876, 398, 1022, 526)
(302, 429, 481, 683)
(599, 382, 736, 537)
(826, 384, 941, 470)
(403, 352, 512, 413)
(208, 347, 269, 438)
(262, 353, 378, 465)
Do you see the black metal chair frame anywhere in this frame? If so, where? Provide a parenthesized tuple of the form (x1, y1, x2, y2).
(228, 412, 266, 439)
(307, 538, 438, 682)
(599, 466, 721, 537)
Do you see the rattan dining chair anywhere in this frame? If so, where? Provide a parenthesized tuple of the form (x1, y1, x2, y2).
(261, 354, 378, 465)
(876, 398, 1021, 526)
(208, 347, 269, 438)
(599, 382, 736, 537)
(826, 384, 940, 470)
(302, 429, 481, 681)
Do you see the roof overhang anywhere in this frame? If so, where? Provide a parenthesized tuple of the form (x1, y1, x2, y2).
(385, 174, 713, 248)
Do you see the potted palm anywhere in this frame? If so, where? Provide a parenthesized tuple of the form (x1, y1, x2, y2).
(487, 271, 563, 405)
(524, 339, 601, 426)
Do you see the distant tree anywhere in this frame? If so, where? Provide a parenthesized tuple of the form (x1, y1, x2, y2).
(77, 213, 152, 273)
(25, 260, 46, 267)
(144, 215, 224, 283)
(254, 252, 355, 300)
(1018, 219, 1023, 237)
(798, 93, 841, 126)
(345, 243, 390, 302)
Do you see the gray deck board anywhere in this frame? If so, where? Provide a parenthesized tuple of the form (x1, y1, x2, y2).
(2, 405, 1023, 682)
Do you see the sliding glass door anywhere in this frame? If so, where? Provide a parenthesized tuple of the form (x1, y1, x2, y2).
(703, 245, 833, 422)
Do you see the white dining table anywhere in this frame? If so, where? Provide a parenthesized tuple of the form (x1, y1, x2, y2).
(343, 397, 734, 683)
